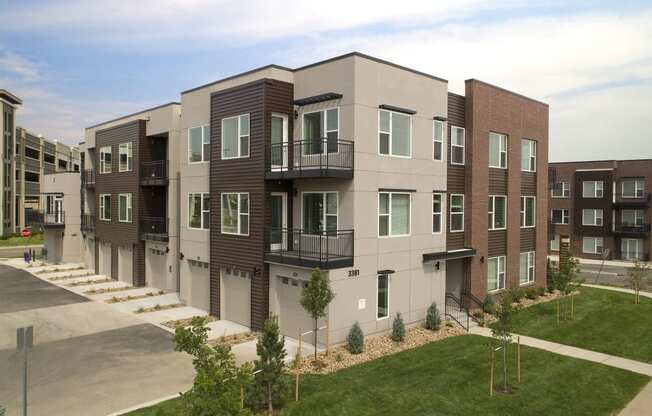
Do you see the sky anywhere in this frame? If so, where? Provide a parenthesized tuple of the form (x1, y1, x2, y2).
(0, 0, 650, 162)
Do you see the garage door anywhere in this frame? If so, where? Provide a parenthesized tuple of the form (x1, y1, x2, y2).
(147, 248, 167, 290)
(98, 242, 112, 277)
(118, 245, 133, 285)
(277, 276, 315, 340)
(223, 270, 251, 328)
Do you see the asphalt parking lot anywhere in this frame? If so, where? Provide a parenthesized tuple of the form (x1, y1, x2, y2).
(0, 264, 194, 416)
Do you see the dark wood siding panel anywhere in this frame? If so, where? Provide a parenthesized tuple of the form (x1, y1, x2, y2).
(448, 232, 465, 250)
(447, 93, 467, 250)
(488, 168, 508, 195)
(487, 230, 506, 257)
(573, 170, 614, 236)
(520, 228, 536, 251)
(521, 172, 537, 195)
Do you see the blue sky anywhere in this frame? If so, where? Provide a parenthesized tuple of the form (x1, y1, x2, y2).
(1, 0, 650, 161)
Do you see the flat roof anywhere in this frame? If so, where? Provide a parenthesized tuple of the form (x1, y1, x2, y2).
(465, 79, 548, 107)
(85, 101, 180, 130)
(550, 159, 652, 164)
(0, 89, 22, 105)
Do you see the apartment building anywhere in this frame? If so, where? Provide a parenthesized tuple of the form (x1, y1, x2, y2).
(77, 52, 548, 343)
(549, 160, 652, 261)
(42, 171, 82, 263)
(1, 89, 22, 236)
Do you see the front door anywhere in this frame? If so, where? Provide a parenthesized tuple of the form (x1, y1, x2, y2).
(270, 113, 288, 171)
(270, 192, 287, 251)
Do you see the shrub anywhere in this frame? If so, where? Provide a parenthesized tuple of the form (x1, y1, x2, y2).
(391, 312, 406, 342)
(536, 286, 546, 296)
(425, 302, 441, 330)
(483, 295, 495, 315)
(506, 287, 525, 304)
(525, 287, 540, 300)
(347, 322, 364, 354)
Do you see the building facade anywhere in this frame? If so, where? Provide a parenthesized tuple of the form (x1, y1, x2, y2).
(42, 172, 82, 263)
(549, 160, 652, 261)
(1, 89, 22, 236)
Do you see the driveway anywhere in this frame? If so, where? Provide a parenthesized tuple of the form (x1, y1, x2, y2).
(0, 264, 194, 416)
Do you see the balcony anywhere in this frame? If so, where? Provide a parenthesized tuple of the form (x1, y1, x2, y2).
(82, 169, 95, 188)
(265, 139, 354, 180)
(264, 228, 354, 269)
(140, 216, 168, 242)
(81, 214, 95, 233)
(613, 193, 651, 207)
(140, 161, 168, 186)
(613, 224, 651, 236)
(43, 212, 65, 228)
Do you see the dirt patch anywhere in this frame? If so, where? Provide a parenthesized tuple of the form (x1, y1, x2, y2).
(134, 303, 184, 314)
(106, 290, 166, 304)
(83, 286, 139, 295)
(65, 278, 113, 287)
(47, 273, 93, 282)
(161, 315, 217, 329)
(208, 331, 259, 347)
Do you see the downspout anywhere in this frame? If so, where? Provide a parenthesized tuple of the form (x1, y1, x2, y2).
(176, 170, 181, 292)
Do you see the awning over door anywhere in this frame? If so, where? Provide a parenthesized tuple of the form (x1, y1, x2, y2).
(422, 248, 476, 263)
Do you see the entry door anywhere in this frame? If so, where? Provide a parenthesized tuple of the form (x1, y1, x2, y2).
(270, 114, 288, 170)
(54, 197, 63, 223)
(270, 192, 287, 251)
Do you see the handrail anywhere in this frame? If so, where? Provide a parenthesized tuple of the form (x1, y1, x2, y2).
(267, 138, 354, 173)
(140, 160, 168, 180)
(462, 290, 488, 325)
(444, 293, 469, 331)
(266, 227, 354, 264)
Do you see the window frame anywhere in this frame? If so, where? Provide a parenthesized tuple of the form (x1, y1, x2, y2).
(488, 195, 507, 230)
(621, 179, 644, 198)
(582, 237, 603, 254)
(302, 107, 340, 155)
(582, 209, 604, 226)
(118, 142, 133, 172)
(621, 209, 644, 226)
(550, 234, 560, 251)
(118, 193, 132, 223)
(301, 191, 339, 235)
(99, 194, 111, 221)
(378, 191, 411, 237)
(520, 196, 536, 228)
(551, 182, 569, 198)
(551, 209, 570, 225)
(621, 238, 643, 260)
(376, 273, 390, 320)
(221, 114, 250, 160)
(432, 193, 444, 234)
(188, 192, 210, 230)
(519, 251, 536, 285)
(433, 120, 445, 161)
(489, 132, 508, 169)
(378, 109, 412, 158)
(449, 194, 465, 232)
(99, 146, 112, 174)
(450, 126, 465, 165)
(188, 125, 210, 164)
(521, 139, 537, 172)
(220, 192, 250, 236)
(487, 256, 506, 292)
(582, 181, 604, 198)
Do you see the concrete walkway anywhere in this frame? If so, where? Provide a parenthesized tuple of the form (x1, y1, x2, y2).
(548, 254, 637, 268)
(582, 283, 652, 299)
(620, 380, 652, 415)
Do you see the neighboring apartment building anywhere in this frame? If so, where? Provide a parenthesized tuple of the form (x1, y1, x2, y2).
(42, 171, 82, 263)
(1, 89, 22, 236)
(549, 160, 652, 261)
(78, 52, 548, 344)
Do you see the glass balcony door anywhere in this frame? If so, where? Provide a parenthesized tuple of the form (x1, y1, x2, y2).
(270, 114, 288, 171)
(270, 192, 287, 251)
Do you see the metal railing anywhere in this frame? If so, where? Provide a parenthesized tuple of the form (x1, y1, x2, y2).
(614, 193, 651, 205)
(266, 228, 353, 266)
(613, 224, 651, 234)
(43, 211, 65, 226)
(25, 209, 44, 227)
(140, 216, 168, 240)
(444, 293, 469, 331)
(266, 139, 354, 174)
(82, 169, 95, 187)
(462, 290, 488, 324)
(81, 214, 95, 232)
(140, 160, 168, 182)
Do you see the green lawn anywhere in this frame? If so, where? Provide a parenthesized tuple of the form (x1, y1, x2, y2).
(125, 335, 648, 416)
(510, 286, 652, 363)
(0, 232, 43, 247)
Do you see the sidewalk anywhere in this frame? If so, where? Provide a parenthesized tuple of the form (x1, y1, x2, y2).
(548, 254, 635, 268)
(582, 283, 652, 300)
(619, 380, 652, 415)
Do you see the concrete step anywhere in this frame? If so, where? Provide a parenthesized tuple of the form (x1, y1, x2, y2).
(89, 287, 158, 301)
(59, 274, 111, 286)
(31, 263, 86, 274)
(136, 306, 209, 326)
(42, 269, 96, 280)
(69, 281, 133, 296)
(112, 293, 182, 314)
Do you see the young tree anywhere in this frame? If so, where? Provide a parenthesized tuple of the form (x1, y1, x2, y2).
(300, 268, 335, 362)
(425, 302, 441, 330)
(391, 312, 406, 342)
(627, 259, 651, 304)
(554, 254, 581, 295)
(174, 316, 252, 416)
(250, 316, 288, 414)
(347, 322, 364, 354)
(491, 294, 516, 391)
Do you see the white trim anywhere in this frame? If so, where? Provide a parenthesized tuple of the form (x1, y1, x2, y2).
(432, 192, 444, 234)
(582, 237, 604, 254)
(118, 193, 132, 223)
(487, 256, 506, 292)
(488, 195, 507, 230)
(450, 126, 465, 165)
(220, 192, 249, 235)
(488, 132, 507, 169)
(582, 208, 604, 226)
(621, 209, 644, 226)
(270, 113, 289, 170)
(187, 192, 210, 230)
(99, 193, 111, 221)
(551, 182, 570, 198)
(575, 168, 614, 172)
(118, 142, 133, 172)
(188, 125, 210, 164)
(432, 119, 445, 162)
(521, 139, 537, 172)
(621, 179, 645, 198)
(378, 191, 411, 237)
(449, 193, 464, 232)
(376, 273, 390, 321)
(621, 238, 643, 260)
(519, 251, 535, 285)
(378, 109, 412, 158)
(270, 192, 288, 250)
(301, 191, 339, 234)
(551, 208, 570, 225)
(301, 107, 340, 156)
(582, 181, 604, 198)
(99, 146, 112, 174)
(520, 196, 536, 228)
(221, 114, 250, 160)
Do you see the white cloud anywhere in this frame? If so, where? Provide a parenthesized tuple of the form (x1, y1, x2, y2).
(0, 50, 41, 81)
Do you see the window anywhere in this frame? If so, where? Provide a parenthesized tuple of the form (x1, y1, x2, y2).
(118, 193, 132, 223)
(520, 252, 535, 285)
(432, 193, 443, 233)
(582, 237, 603, 254)
(221, 114, 249, 159)
(378, 192, 410, 237)
(551, 182, 569, 198)
(550, 234, 560, 251)
(25, 146, 40, 160)
(303, 192, 338, 234)
(621, 239, 643, 260)
(489, 132, 507, 168)
(521, 139, 536, 172)
(303, 108, 339, 155)
(433, 120, 444, 161)
(99, 194, 111, 221)
(488, 195, 506, 230)
(450, 194, 464, 232)
(118, 142, 133, 172)
(188, 125, 210, 163)
(520, 196, 536, 227)
(99, 146, 112, 173)
(379, 110, 411, 157)
(44, 153, 55, 164)
(221, 193, 249, 235)
(621, 179, 644, 198)
(188, 193, 210, 229)
(622, 209, 644, 226)
(582, 209, 603, 226)
(487, 256, 506, 292)
(582, 181, 604, 198)
(24, 171, 39, 183)
(450, 126, 465, 165)
(58, 159, 68, 170)
(551, 209, 569, 225)
(377, 274, 389, 319)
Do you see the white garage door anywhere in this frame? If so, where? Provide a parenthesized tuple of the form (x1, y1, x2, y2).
(223, 270, 251, 328)
(147, 248, 167, 290)
(277, 276, 316, 341)
(98, 242, 112, 277)
(118, 245, 133, 285)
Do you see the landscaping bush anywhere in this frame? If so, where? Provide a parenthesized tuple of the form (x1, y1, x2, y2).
(391, 312, 405, 342)
(425, 302, 441, 330)
(347, 322, 364, 354)
(506, 287, 525, 304)
(525, 287, 540, 300)
(536, 286, 546, 296)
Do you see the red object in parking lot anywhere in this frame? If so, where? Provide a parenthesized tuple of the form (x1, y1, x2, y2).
(21, 228, 30, 238)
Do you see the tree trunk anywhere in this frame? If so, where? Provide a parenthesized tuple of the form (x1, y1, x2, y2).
(313, 318, 318, 362)
(503, 340, 508, 390)
(268, 381, 273, 415)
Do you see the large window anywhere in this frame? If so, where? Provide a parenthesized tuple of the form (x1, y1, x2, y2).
(118, 142, 133, 172)
(221, 114, 249, 159)
(582, 181, 604, 198)
(450, 194, 464, 232)
(520, 196, 536, 227)
(450, 126, 465, 165)
(551, 209, 569, 224)
(303, 108, 339, 155)
(433, 120, 444, 161)
(487, 256, 506, 292)
(622, 209, 644, 226)
(379, 110, 411, 157)
(550, 234, 560, 251)
(489, 132, 507, 168)
(621, 179, 644, 198)
(521, 139, 536, 172)
(621, 239, 643, 260)
(188, 125, 210, 163)
(221, 193, 249, 235)
(24, 171, 39, 182)
(99, 146, 112, 173)
(303, 192, 338, 234)
(118, 193, 132, 223)
(488, 195, 506, 230)
(378, 192, 410, 237)
(432, 193, 443, 233)
(99, 194, 111, 221)
(188, 193, 210, 230)
(25, 146, 40, 160)
(551, 182, 569, 198)
(377, 274, 389, 320)
(519, 251, 535, 285)
(582, 237, 603, 254)
(582, 209, 603, 226)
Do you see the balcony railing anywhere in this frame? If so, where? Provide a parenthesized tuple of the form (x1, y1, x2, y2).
(81, 214, 96, 233)
(265, 139, 354, 180)
(43, 211, 65, 227)
(140, 216, 169, 241)
(613, 193, 651, 207)
(264, 228, 354, 269)
(613, 224, 651, 235)
(82, 169, 95, 187)
(140, 160, 168, 185)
